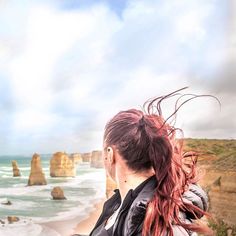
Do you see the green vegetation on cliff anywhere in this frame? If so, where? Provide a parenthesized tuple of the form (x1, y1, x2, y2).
(183, 139, 236, 171)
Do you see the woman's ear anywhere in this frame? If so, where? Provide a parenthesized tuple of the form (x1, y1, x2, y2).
(107, 146, 115, 164)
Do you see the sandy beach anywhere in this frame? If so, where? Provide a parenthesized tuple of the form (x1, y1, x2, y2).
(42, 198, 106, 236)
(73, 199, 106, 235)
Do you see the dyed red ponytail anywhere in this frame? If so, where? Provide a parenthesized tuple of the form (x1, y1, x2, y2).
(141, 88, 217, 236)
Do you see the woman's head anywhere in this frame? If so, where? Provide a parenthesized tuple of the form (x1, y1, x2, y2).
(103, 109, 177, 181)
(104, 109, 152, 172)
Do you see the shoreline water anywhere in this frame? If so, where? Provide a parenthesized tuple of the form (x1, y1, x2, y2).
(0, 156, 107, 236)
(41, 199, 106, 236)
(0, 198, 106, 236)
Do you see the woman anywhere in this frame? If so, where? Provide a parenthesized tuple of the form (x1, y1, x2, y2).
(89, 88, 213, 236)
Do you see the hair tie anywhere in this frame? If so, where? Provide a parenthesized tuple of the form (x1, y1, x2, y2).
(139, 115, 145, 127)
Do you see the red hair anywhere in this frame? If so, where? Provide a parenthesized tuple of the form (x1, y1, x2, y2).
(104, 88, 218, 236)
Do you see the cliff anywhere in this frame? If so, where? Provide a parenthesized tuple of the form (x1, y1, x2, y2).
(50, 152, 76, 177)
(184, 139, 236, 226)
(106, 175, 117, 198)
(28, 153, 47, 186)
(198, 169, 236, 226)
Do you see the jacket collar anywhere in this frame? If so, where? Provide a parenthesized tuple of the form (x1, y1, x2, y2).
(122, 175, 157, 235)
(113, 175, 156, 200)
(113, 175, 157, 235)
(89, 175, 157, 236)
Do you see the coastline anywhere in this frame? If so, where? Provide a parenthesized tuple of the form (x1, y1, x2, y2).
(41, 198, 106, 236)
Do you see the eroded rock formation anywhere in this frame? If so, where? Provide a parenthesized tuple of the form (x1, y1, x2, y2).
(50, 152, 76, 177)
(1, 199, 12, 205)
(12, 160, 21, 177)
(7, 216, 20, 224)
(90, 150, 103, 168)
(28, 153, 47, 186)
(81, 152, 91, 162)
(51, 186, 66, 200)
(70, 153, 82, 165)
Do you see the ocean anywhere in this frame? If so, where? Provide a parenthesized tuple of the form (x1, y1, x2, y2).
(0, 155, 106, 236)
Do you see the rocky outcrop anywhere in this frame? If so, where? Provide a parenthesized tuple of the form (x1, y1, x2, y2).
(70, 153, 82, 165)
(1, 199, 12, 205)
(199, 169, 236, 226)
(50, 152, 76, 177)
(81, 153, 91, 162)
(90, 151, 103, 168)
(7, 216, 20, 223)
(106, 175, 117, 198)
(12, 160, 21, 177)
(28, 153, 47, 186)
(51, 187, 66, 200)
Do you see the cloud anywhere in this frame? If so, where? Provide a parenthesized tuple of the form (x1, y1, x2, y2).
(0, 0, 234, 155)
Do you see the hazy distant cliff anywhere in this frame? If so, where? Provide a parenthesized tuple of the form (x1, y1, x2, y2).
(90, 151, 103, 168)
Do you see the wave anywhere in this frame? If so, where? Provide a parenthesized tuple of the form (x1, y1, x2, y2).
(0, 171, 105, 196)
(0, 221, 60, 236)
(0, 165, 106, 229)
(0, 167, 13, 171)
(0, 167, 49, 171)
(0, 185, 47, 196)
(1, 175, 12, 178)
(36, 192, 105, 224)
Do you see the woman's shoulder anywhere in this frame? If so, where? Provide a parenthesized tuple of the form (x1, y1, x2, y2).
(123, 181, 207, 235)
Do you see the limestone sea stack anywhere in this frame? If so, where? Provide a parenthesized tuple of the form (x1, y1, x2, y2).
(12, 160, 21, 177)
(51, 186, 66, 200)
(50, 152, 76, 177)
(7, 216, 20, 224)
(28, 153, 47, 186)
(90, 150, 104, 168)
(81, 152, 91, 162)
(70, 153, 82, 165)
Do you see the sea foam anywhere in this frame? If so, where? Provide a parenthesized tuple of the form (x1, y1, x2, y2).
(0, 222, 60, 236)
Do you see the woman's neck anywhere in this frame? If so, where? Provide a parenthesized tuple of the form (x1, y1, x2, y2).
(115, 164, 155, 201)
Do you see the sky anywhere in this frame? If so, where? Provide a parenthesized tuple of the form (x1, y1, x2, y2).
(0, 0, 235, 155)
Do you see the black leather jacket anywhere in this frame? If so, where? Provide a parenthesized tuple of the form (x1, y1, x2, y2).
(89, 176, 208, 236)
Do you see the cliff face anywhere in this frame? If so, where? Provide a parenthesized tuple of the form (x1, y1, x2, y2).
(50, 152, 76, 177)
(81, 153, 91, 162)
(106, 175, 117, 198)
(28, 153, 47, 186)
(12, 160, 21, 177)
(90, 151, 104, 168)
(199, 169, 236, 226)
(184, 139, 236, 227)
